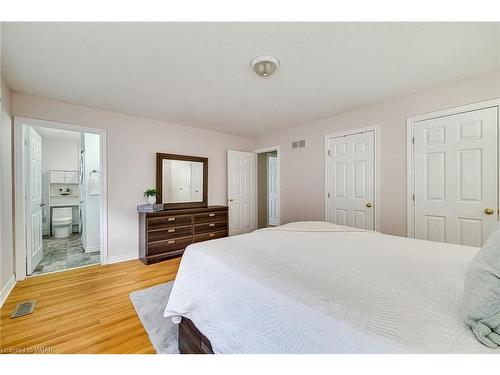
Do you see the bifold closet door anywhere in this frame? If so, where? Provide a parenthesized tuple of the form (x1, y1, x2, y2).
(414, 107, 498, 246)
(326, 131, 375, 230)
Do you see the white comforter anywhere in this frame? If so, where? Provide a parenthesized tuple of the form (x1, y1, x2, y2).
(164, 221, 494, 353)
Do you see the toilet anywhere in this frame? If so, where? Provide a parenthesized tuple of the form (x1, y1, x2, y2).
(52, 207, 73, 238)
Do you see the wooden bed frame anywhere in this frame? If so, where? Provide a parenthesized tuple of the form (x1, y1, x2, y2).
(178, 317, 214, 354)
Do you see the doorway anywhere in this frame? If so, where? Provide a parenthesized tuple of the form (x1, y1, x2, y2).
(325, 128, 377, 230)
(227, 146, 280, 235)
(14, 117, 108, 280)
(257, 150, 279, 228)
(407, 100, 500, 246)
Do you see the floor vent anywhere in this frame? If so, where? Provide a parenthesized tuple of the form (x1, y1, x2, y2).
(11, 300, 37, 318)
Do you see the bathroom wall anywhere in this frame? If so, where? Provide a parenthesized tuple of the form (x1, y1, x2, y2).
(38, 132, 80, 234)
(82, 133, 100, 252)
(41, 135, 79, 172)
(0, 76, 15, 305)
(12, 93, 254, 262)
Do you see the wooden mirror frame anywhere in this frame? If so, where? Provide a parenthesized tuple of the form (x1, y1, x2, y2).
(156, 153, 208, 209)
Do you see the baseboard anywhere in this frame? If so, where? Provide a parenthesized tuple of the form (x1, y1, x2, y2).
(0, 275, 17, 308)
(84, 245, 100, 254)
(107, 252, 138, 264)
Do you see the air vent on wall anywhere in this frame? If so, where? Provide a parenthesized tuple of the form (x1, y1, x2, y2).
(291, 139, 306, 149)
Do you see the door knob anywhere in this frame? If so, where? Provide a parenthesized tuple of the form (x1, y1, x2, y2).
(365, 202, 373, 208)
(484, 208, 495, 215)
(228, 198, 234, 202)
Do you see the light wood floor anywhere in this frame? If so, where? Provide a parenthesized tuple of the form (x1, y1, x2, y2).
(0, 258, 181, 354)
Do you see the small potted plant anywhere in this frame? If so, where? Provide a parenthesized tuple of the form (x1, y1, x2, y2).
(144, 188, 157, 204)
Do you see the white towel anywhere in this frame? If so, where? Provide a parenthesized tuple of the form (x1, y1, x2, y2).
(88, 171, 100, 195)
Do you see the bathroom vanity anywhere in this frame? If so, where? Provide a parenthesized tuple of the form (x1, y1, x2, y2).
(138, 152, 228, 264)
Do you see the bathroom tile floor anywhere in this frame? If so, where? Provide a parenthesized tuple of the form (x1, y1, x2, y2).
(32, 234, 100, 276)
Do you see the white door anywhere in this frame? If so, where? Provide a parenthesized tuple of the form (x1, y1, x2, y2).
(190, 162, 203, 201)
(227, 150, 257, 235)
(326, 131, 375, 229)
(414, 107, 498, 246)
(27, 127, 43, 275)
(267, 154, 279, 226)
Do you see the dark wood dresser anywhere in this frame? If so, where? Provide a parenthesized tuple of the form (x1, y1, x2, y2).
(139, 205, 228, 264)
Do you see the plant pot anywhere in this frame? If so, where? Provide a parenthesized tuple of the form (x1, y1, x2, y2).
(147, 196, 156, 204)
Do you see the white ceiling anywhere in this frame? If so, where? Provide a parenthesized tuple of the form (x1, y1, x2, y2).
(2, 22, 499, 137)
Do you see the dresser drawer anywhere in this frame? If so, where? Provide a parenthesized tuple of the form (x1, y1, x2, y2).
(147, 225, 192, 243)
(193, 230, 228, 243)
(194, 221, 227, 234)
(193, 211, 228, 224)
(147, 214, 192, 230)
(147, 236, 193, 256)
(139, 206, 229, 265)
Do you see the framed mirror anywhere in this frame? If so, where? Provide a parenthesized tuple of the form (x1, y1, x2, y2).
(156, 153, 208, 209)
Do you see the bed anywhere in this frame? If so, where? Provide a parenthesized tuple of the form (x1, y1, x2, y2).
(163, 221, 495, 353)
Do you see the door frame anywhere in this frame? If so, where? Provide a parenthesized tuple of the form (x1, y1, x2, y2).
(254, 146, 281, 226)
(14, 117, 108, 281)
(406, 98, 500, 238)
(324, 126, 379, 231)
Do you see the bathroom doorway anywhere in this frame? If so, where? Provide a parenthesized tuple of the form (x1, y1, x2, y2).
(14, 117, 108, 280)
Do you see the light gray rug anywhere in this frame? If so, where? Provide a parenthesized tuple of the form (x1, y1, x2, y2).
(129, 281, 179, 354)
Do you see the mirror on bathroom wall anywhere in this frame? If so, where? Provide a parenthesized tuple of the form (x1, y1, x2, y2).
(156, 153, 208, 209)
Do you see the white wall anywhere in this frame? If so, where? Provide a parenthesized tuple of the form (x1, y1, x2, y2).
(254, 70, 500, 237)
(40, 135, 79, 173)
(12, 93, 254, 261)
(0, 77, 15, 303)
(83, 133, 100, 252)
(39, 133, 80, 234)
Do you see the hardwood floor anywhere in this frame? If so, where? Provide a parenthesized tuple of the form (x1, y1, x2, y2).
(0, 258, 181, 354)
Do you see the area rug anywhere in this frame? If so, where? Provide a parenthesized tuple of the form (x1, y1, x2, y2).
(129, 281, 179, 354)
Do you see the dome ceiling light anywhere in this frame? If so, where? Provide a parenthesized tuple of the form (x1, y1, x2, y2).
(250, 56, 280, 78)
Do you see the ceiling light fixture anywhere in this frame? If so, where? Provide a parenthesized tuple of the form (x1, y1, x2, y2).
(250, 56, 279, 78)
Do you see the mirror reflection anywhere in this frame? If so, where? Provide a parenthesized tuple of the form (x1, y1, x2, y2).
(162, 159, 204, 203)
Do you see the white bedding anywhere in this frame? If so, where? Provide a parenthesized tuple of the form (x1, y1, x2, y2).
(164, 221, 495, 353)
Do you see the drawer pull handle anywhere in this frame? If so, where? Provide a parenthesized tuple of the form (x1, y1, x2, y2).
(209, 223, 215, 227)
(168, 229, 175, 233)
(167, 217, 176, 221)
(208, 213, 215, 217)
(168, 240, 175, 244)
(209, 233, 215, 237)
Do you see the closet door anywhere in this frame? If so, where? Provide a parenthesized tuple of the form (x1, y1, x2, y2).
(326, 131, 375, 230)
(414, 107, 498, 246)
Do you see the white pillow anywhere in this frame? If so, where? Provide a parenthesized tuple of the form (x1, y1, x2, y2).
(462, 226, 500, 348)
